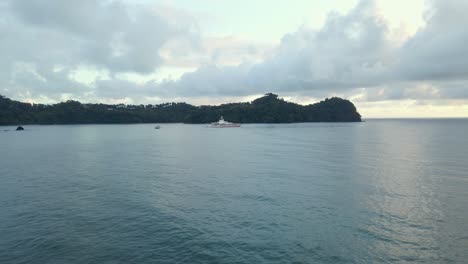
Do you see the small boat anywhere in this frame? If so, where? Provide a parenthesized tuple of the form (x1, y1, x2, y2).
(209, 116, 240, 128)
(154, 125, 161, 129)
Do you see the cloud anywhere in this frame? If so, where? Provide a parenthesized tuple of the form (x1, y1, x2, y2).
(0, 0, 199, 100)
(395, 0, 468, 82)
(151, 0, 468, 101)
(151, 0, 394, 98)
(8, 0, 200, 73)
(1, 0, 468, 107)
(160, 36, 273, 68)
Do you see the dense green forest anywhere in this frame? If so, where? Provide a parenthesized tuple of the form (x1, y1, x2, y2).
(0, 93, 361, 125)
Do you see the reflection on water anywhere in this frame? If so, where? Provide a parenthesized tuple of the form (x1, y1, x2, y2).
(1, 120, 467, 263)
(352, 121, 444, 262)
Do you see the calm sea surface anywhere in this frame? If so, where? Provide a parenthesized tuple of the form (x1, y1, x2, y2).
(1, 120, 467, 263)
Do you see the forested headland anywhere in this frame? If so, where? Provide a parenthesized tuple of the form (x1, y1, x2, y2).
(0, 93, 361, 125)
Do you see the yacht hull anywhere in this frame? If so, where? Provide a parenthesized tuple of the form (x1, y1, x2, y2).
(209, 124, 241, 128)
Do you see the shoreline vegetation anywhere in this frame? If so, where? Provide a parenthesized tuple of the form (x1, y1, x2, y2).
(0, 93, 361, 125)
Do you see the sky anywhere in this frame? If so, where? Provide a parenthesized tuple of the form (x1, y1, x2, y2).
(1, 0, 468, 118)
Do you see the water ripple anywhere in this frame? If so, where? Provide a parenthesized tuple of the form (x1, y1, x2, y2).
(1, 121, 468, 263)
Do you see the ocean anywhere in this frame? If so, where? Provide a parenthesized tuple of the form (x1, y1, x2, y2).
(1, 119, 467, 263)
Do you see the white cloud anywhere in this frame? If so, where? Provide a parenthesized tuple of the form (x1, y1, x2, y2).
(150, 0, 468, 103)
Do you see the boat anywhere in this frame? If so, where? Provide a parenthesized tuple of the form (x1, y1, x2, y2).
(154, 125, 161, 129)
(209, 116, 240, 128)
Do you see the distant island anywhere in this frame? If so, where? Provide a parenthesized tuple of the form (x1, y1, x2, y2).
(0, 93, 361, 125)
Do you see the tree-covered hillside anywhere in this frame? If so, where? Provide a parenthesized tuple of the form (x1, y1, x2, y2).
(0, 93, 361, 125)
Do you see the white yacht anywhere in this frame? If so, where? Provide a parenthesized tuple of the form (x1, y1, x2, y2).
(209, 116, 240, 128)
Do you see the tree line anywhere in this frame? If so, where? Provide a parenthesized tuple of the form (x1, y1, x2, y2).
(0, 93, 361, 125)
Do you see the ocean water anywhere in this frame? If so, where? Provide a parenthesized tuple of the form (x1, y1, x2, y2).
(1, 119, 467, 263)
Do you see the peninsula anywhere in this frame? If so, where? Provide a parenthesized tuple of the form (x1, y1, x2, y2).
(0, 93, 361, 125)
